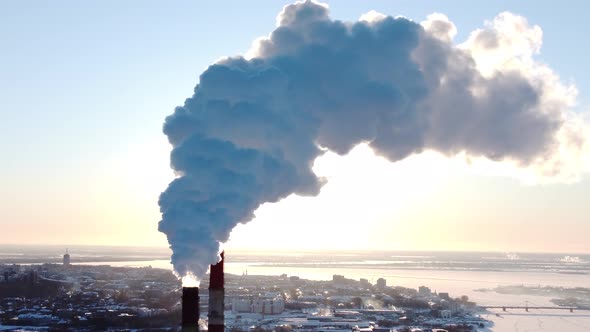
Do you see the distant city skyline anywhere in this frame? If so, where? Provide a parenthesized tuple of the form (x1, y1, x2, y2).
(1, 1, 588, 254)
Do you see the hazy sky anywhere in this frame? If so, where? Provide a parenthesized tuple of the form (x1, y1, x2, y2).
(1, 1, 589, 254)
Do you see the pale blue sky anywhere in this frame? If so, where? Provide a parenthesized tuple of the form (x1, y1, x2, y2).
(1, 1, 588, 252)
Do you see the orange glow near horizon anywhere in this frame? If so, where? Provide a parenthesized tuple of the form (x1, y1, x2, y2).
(2, 143, 589, 254)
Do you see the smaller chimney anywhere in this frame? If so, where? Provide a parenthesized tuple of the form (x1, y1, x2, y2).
(208, 251, 225, 332)
(182, 287, 200, 332)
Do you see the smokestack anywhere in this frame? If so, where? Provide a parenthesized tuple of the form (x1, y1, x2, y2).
(182, 287, 200, 332)
(208, 251, 225, 332)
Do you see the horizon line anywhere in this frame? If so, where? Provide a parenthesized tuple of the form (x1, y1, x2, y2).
(0, 243, 588, 255)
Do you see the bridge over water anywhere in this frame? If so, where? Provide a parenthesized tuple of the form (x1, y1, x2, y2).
(480, 302, 590, 313)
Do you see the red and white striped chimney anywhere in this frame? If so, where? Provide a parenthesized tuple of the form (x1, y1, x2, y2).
(208, 251, 225, 332)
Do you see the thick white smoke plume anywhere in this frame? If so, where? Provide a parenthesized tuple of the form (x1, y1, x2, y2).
(159, 1, 588, 280)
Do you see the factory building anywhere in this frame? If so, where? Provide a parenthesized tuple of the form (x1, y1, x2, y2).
(231, 297, 285, 314)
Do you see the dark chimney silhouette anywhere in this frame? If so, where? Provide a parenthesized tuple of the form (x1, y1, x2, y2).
(208, 251, 225, 332)
(182, 287, 200, 332)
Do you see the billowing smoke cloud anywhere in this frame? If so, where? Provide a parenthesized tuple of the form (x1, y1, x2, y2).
(159, 1, 588, 280)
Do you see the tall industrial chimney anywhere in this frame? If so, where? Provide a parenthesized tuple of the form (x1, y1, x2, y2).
(182, 287, 200, 332)
(208, 251, 225, 332)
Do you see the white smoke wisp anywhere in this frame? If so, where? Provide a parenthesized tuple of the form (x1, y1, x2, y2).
(158, 0, 589, 279)
(182, 273, 200, 287)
